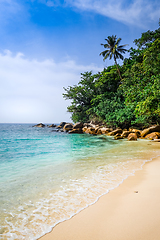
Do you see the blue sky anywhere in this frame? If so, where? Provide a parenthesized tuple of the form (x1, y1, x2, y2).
(0, 0, 160, 123)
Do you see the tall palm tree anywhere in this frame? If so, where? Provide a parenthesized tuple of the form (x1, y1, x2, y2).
(100, 35, 128, 80)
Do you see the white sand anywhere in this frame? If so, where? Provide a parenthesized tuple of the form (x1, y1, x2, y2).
(40, 145, 160, 240)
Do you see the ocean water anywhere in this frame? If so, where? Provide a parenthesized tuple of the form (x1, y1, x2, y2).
(0, 123, 160, 240)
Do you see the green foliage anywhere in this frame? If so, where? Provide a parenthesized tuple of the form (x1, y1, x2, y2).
(134, 21, 160, 49)
(100, 35, 128, 80)
(122, 38, 160, 126)
(63, 71, 96, 122)
(63, 22, 160, 127)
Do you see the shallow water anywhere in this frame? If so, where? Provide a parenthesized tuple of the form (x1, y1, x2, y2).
(0, 124, 160, 239)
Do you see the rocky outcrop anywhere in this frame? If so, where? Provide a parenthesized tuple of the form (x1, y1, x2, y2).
(108, 128, 123, 136)
(63, 123, 73, 132)
(33, 123, 45, 127)
(100, 127, 111, 134)
(83, 123, 91, 127)
(48, 124, 56, 128)
(141, 125, 160, 137)
(33, 120, 160, 142)
(68, 122, 84, 134)
(73, 122, 84, 129)
(128, 133, 137, 141)
(145, 132, 160, 140)
(82, 126, 88, 132)
(121, 131, 132, 138)
(69, 128, 83, 134)
(129, 129, 142, 137)
(57, 122, 66, 129)
(85, 127, 97, 135)
(96, 128, 102, 135)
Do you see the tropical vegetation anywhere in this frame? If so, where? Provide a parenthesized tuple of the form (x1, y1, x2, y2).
(99, 35, 128, 80)
(63, 22, 160, 128)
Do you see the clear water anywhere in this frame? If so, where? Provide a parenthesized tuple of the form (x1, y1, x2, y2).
(0, 123, 160, 240)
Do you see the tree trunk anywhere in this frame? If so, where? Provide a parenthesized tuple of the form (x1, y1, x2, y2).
(114, 56, 122, 81)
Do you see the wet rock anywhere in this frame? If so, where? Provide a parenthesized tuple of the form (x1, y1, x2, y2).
(108, 128, 123, 136)
(82, 126, 88, 132)
(128, 133, 137, 141)
(48, 124, 57, 128)
(85, 127, 96, 135)
(121, 131, 132, 138)
(57, 122, 66, 129)
(73, 122, 84, 129)
(63, 123, 73, 132)
(100, 127, 111, 134)
(33, 123, 45, 127)
(83, 123, 91, 127)
(130, 129, 141, 137)
(141, 125, 160, 137)
(68, 128, 83, 134)
(96, 128, 102, 135)
(145, 132, 160, 140)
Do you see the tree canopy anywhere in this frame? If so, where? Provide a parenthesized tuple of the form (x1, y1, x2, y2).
(100, 35, 128, 80)
(63, 23, 160, 128)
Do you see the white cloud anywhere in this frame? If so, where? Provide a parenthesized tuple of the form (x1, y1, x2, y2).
(0, 51, 102, 123)
(45, 0, 160, 28)
(71, 0, 160, 27)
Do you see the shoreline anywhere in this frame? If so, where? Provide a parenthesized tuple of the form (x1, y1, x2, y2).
(40, 142, 160, 240)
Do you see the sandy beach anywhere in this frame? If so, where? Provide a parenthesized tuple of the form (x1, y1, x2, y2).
(40, 142, 160, 240)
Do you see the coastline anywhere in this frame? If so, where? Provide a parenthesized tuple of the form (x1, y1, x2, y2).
(40, 142, 160, 240)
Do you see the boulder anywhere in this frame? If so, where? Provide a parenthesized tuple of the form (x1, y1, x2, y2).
(108, 128, 123, 136)
(128, 133, 137, 141)
(114, 135, 123, 140)
(73, 122, 84, 129)
(141, 125, 160, 137)
(121, 131, 132, 138)
(63, 123, 73, 132)
(96, 128, 102, 135)
(130, 129, 141, 137)
(48, 124, 56, 128)
(68, 128, 83, 134)
(85, 127, 96, 135)
(95, 126, 100, 133)
(33, 123, 45, 127)
(100, 127, 111, 134)
(83, 123, 91, 127)
(82, 126, 88, 132)
(57, 122, 66, 129)
(145, 132, 160, 140)
(89, 123, 97, 129)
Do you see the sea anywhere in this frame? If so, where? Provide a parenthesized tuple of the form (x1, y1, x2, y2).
(0, 123, 160, 240)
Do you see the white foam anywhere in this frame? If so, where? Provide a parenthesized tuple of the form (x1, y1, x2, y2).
(1, 141, 160, 240)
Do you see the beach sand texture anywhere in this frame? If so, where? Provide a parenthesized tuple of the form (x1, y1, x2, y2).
(40, 143, 160, 240)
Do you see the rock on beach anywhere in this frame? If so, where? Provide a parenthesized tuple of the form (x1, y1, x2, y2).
(33, 123, 45, 127)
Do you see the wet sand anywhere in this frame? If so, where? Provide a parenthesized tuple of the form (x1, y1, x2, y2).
(40, 145, 160, 240)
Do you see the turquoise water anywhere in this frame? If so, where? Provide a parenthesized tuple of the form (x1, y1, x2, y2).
(0, 124, 160, 240)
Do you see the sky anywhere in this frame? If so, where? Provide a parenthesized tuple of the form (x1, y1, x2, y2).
(0, 0, 160, 123)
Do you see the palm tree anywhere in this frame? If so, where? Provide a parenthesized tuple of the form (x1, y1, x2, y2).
(100, 35, 128, 80)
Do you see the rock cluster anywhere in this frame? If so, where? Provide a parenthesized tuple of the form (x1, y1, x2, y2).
(33, 122, 160, 142)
